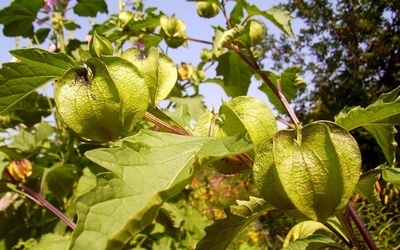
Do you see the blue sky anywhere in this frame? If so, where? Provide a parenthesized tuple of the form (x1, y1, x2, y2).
(0, 0, 300, 111)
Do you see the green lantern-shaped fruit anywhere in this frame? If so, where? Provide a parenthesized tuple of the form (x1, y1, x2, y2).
(54, 56, 149, 143)
(254, 121, 361, 222)
(196, 1, 220, 18)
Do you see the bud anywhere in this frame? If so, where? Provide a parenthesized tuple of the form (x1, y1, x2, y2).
(89, 32, 114, 58)
(54, 56, 149, 143)
(8, 159, 32, 180)
(196, 1, 220, 18)
(237, 20, 265, 47)
(159, 15, 186, 48)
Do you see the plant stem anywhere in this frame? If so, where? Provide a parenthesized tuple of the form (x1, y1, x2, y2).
(323, 221, 352, 248)
(4, 170, 76, 230)
(335, 209, 361, 249)
(227, 45, 301, 127)
(144, 111, 190, 135)
(348, 203, 378, 250)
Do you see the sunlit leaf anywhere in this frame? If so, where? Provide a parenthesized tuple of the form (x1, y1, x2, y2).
(283, 220, 330, 247)
(196, 196, 273, 250)
(382, 167, 400, 188)
(282, 234, 344, 250)
(71, 130, 252, 249)
(31, 234, 71, 250)
(0, 48, 76, 113)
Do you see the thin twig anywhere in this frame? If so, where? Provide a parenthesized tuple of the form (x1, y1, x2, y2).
(4, 170, 76, 230)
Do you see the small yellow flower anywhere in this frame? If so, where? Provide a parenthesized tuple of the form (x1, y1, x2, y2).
(8, 159, 32, 180)
(248, 230, 260, 244)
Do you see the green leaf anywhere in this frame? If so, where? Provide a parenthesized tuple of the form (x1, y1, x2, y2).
(73, 0, 108, 17)
(46, 164, 79, 199)
(382, 167, 400, 188)
(122, 47, 177, 107)
(215, 50, 253, 97)
(196, 196, 273, 250)
(63, 20, 81, 31)
(31, 234, 71, 250)
(335, 87, 400, 165)
(0, 152, 7, 175)
(0, 48, 76, 113)
(163, 105, 192, 130)
(217, 25, 246, 49)
(354, 171, 381, 206)
(229, 1, 244, 26)
(335, 86, 400, 130)
(244, 4, 296, 39)
(0, 0, 44, 37)
(258, 66, 306, 114)
(32, 28, 51, 44)
(9, 129, 36, 152)
(71, 130, 252, 250)
(34, 122, 55, 143)
(170, 96, 206, 120)
(193, 109, 214, 136)
(364, 125, 398, 166)
(283, 220, 330, 246)
(282, 234, 344, 250)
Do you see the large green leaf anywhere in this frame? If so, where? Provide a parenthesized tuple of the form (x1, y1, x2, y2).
(258, 66, 306, 114)
(335, 87, 400, 166)
(31, 234, 71, 250)
(71, 130, 252, 250)
(73, 0, 108, 17)
(0, 48, 76, 113)
(214, 50, 253, 97)
(196, 196, 273, 250)
(0, 0, 44, 37)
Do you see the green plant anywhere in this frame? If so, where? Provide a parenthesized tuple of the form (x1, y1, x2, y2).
(0, 0, 399, 249)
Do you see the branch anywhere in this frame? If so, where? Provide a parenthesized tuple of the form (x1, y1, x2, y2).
(4, 170, 76, 230)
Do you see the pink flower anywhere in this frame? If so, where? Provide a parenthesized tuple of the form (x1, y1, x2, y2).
(43, 0, 70, 13)
(134, 39, 145, 49)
